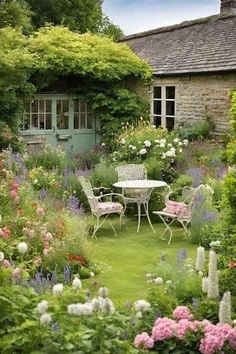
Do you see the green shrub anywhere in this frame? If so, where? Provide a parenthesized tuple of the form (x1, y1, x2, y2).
(90, 160, 117, 190)
(0, 121, 24, 152)
(192, 298, 219, 323)
(177, 115, 215, 141)
(76, 145, 104, 169)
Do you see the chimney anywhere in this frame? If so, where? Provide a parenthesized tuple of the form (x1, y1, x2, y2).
(220, 0, 236, 13)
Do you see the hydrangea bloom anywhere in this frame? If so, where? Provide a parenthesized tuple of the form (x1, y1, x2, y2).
(52, 283, 63, 296)
(40, 313, 52, 325)
(173, 306, 191, 320)
(17, 242, 28, 254)
(134, 332, 154, 349)
(139, 148, 147, 155)
(37, 300, 48, 314)
(152, 317, 175, 341)
(227, 327, 236, 349)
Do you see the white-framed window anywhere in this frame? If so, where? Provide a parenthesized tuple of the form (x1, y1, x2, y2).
(152, 86, 176, 130)
(20, 96, 92, 131)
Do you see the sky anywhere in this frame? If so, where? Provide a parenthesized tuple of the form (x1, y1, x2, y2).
(103, 0, 220, 35)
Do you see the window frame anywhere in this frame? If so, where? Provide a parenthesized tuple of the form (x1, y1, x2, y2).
(151, 85, 176, 130)
(20, 94, 94, 133)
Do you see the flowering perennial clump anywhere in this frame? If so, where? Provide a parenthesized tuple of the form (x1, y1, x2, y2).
(134, 307, 236, 353)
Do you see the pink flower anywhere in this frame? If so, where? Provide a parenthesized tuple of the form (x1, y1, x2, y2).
(134, 332, 154, 349)
(152, 317, 176, 341)
(227, 327, 236, 349)
(11, 182, 19, 190)
(176, 319, 195, 339)
(2, 259, 11, 268)
(43, 241, 50, 249)
(0, 227, 11, 239)
(10, 190, 18, 199)
(43, 248, 49, 256)
(44, 232, 53, 241)
(173, 306, 191, 320)
(12, 267, 21, 279)
(199, 334, 224, 354)
(36, 207, 45, 216)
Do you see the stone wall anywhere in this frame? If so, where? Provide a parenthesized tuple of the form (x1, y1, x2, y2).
(152, 72, 236, 133)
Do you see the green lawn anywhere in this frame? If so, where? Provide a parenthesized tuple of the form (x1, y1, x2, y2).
(85, 218, 197, 307)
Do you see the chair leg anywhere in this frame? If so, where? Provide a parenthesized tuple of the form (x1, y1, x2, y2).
(137, 202, 141, 232)
(143, 202, 156, 234)
(92, 214, 109, 238)
(119, 212, 124, 228)
(178, 220, 190, 239)
(158, 216, 175, 244)
(107, 217, 117, 237)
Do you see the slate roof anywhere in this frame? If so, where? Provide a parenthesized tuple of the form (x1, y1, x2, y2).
(120, 13, 236, 75)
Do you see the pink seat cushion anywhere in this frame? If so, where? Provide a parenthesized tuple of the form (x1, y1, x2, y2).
(98, 202, 123, 213)
(163, 201, 190, 217)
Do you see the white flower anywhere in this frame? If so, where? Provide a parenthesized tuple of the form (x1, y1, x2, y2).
(179, 148, 183, 153)
(33, 179, 38, 184)
(173, 138, 179, 143)
(37, 300, 48, 314)
(68, 303, 93, 316)
(207, 250, 219, 299)
(166, 280, 172, 285)
(129, 144, 133, 148)
(160, 139, 166, 144)
(170, 147, 176, 153)
(120, 138, 126, 145)
(178, 142, 183, 146)
(136, 311, 143, 319)
(53, 283, 64, 296)
(219, 291, 231, 324)
(91, 298, 100, 311)
(161, 153, 166, 159)
(210, 241, 221, 248)
(17, 242, 28, 254)
(132, 146, 137, 151)
(160, 143, 165, 148)
(72, 277, 82, 290)
(112, 157, 116, 161)
(146, 273, 152, 278)
(101, 142, 106, 146)
(233, 319, 236, 326)
(134, 300, 151, 313)
(139, 148, 147, 155)
(98, 287, 109, 298)
(144, 140, 151, 147)
(167, 143, 172, 147)
(202, 277, 208, 293)
(153, 277, 164, 285)
(0, 251, 4, 262)
(183, 139, 189, 146)
(90, 272, 95, 277)
(40, 313, 52, 325)
(155, 139, 160, 143)
(0, 214, 2, 224)
(166, 150, 175, 157)
(195, 246, 205, 272)
(102, 298, 115, 314)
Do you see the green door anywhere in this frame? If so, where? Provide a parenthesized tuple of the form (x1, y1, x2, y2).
(20, 94, 98, 154)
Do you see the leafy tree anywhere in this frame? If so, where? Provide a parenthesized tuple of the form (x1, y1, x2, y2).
(99, 15, 124, 41)
(25, 0, 103, 33)
(0, 0, 33, 33)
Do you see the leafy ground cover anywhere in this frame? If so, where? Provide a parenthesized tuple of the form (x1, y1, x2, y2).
(86, 218, 197, 305)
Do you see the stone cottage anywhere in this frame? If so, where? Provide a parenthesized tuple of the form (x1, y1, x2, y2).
(120, 0, 236, 133)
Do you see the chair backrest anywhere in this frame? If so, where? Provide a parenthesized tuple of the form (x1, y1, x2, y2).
(78, 176, 98, 213)
(115, 164, 147, 181)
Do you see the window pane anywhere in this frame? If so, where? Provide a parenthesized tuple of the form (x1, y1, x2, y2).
(154, 116, 161, 128)
(166, 101, 175, 116)
(32, 100, 38, 113)
(166, 86, 175, 99)
(39, 114, 44, 129)
(87, 114, 93, 129)
(46, 114, 52, 129)
(57, 100, 69, 129)
(32, 114, 38, 129)
(39, 100, 44, 113)
(80, 101, 86, 112)
(46, 100, 51, 113)
(80, 113, 86, 129)
(23, 114, 30, 130)
(74, 113, 79, 129)
(153, 86, 161, 99)
(74, 100, 79, 112)
(166, 117, 175, 131)
(154, 100, 161, 115)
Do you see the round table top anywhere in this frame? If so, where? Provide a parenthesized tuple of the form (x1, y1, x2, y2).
(113, 180, 167, 189)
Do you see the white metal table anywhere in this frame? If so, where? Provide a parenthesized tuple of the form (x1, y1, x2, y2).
(113, 180, 167, 233)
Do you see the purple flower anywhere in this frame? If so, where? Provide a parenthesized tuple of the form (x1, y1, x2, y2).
(67, 196, 84, 215)
(186, 167, 203, 187)
(63, 265, 71, 283)
(39, 189, 48, 200)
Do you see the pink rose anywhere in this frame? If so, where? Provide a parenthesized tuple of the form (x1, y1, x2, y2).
(36, 207, 45, 216)
(0, 227, 11, 239)
(11, 182, 19, 190)
(2, 259, 11, 268)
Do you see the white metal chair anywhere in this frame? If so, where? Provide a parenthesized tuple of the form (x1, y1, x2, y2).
(153, 184, 213, 244)
(79, 176, 124, 238)
(115, 164, 147, 211)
